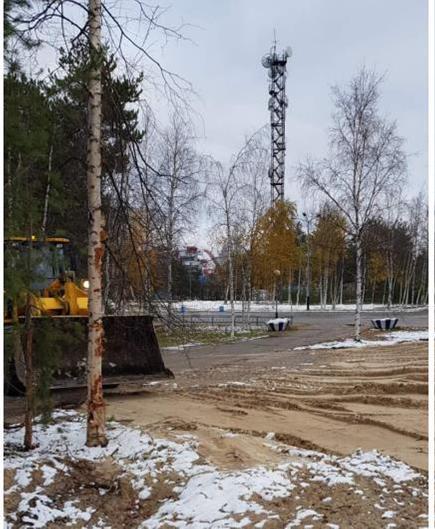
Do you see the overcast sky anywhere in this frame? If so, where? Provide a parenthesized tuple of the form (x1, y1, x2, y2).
(149, 0, 427, 205)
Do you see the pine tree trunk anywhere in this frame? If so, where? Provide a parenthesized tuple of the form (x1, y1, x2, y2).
(86, 0, 107, 448)
(6, 147, 13, 229)
(355, 234, 362, 341)
(41, 144, 53, 236)
(23, 294, 34, 450)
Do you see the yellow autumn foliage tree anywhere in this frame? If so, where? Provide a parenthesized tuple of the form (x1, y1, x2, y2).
(310, 206, 347, 306)
(251, 200, 299, 291)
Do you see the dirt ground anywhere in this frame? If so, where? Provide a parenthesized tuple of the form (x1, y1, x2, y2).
(4, 336, 428, 528)
(106, 340, 428, 471)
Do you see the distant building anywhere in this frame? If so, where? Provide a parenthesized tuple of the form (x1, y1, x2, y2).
(178, 246, 216, 276)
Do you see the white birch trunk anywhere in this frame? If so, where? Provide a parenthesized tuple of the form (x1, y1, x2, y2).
(86, 0, 107, 447)
(226, 212, 235, 338)
(246, 263, 252, 329)
(354, 234, 362, 341)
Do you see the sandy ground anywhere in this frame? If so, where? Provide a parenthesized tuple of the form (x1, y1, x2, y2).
(107, 340, 428, 471)
(4, 337, 428, 528)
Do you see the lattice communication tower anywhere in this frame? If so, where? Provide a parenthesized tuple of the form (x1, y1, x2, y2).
(261, 42, 292, 204)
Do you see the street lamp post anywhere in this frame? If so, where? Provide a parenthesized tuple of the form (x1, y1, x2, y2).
(273, 269, 281, 318)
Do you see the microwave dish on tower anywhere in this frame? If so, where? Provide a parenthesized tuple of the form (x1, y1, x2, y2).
(261, 38, 291, 204)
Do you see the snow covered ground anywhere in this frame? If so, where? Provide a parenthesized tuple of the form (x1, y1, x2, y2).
(294, 330, 428, 351)
(4, 411, 427, 528)
(172, 300, 426, 313)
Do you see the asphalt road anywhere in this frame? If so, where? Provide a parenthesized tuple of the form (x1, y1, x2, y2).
(162, 308, 428, 373)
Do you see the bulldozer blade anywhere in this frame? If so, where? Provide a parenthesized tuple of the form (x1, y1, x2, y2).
(4, 315, 173, 396)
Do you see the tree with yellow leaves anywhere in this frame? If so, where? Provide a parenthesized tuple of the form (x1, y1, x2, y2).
(251, 200, 299, 298)
(310, 205, 346, 309)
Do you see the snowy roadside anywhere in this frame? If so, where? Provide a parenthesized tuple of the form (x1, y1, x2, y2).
(4, 411, 427, 529)
(294, 330, 428, 351)
(171, 300, 427, 314)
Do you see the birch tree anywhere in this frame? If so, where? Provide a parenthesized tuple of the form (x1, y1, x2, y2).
(86, 0, 107, 447)
(207, 160, 239, 338)
(237, 128, 269, 326)
(299, 68, 406, 340)
(403, 193, 427, 305)
(157, 115, 203, 318)
(207, 131, 262, 337)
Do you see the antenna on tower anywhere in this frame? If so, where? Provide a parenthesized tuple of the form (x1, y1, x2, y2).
(261, 36, 292, 204)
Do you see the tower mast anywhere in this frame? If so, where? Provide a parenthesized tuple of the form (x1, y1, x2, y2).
(261, 39, 292, 204)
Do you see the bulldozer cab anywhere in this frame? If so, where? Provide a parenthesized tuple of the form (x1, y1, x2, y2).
(5, 237, 75, 292)
(4, 236, 172, 396)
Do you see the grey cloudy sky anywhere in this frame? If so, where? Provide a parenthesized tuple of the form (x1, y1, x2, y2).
(149, 0, 427, 209)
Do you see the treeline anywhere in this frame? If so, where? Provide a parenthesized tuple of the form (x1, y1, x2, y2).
(5, 37, 428, 323)
(200, 197, 427, 309)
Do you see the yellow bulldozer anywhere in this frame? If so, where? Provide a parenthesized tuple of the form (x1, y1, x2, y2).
(4, 236, 171, 395)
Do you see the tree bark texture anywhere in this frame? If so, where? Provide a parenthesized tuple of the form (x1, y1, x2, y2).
(41, 144, 53, 235)
(23, 293, 34, 450)
(86, 0, 107, 447)
(354, 235, 363, 341)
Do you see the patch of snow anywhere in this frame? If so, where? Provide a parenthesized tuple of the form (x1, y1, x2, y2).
(285, 509, 321, 528)
(18, 491, 95, 528)
(163, 342, 203, 351)
(294, 330, 428, 351)
(142, 467, 294, 529)
(4, 411, 425, 529)
(221, 431, 239, 439)
(41, 464, 57, 486)
(340, 450, 420, 484)
(386, 330, 428, 342)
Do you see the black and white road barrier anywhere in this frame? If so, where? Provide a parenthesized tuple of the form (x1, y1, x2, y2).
(267, 318, 291, 331)
(371, 318, 399, 330)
